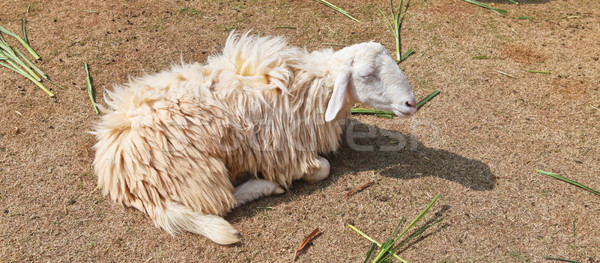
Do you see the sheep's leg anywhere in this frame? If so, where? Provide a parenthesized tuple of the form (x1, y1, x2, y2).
(233, 179, 285, 208)
(303, 156, 330, 183)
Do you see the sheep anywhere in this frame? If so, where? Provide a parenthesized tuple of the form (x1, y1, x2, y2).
(92, 32, 417, 245)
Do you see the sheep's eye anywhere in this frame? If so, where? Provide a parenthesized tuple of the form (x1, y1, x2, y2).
(360, 73, 376, 78)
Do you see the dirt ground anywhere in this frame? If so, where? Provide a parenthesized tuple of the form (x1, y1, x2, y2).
(1, 0, 599, 262)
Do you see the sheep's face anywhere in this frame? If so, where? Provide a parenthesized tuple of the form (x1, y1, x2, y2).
(325, 43, 417, 122)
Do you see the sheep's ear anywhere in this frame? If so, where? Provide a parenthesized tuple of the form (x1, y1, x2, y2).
(325, 59, 353, 122)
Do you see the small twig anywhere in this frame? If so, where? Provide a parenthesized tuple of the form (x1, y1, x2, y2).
(497, 70, 515, 78)
(88, 185, 99, 197)
(344, 181, 375, 200)
(293, 228, 322, 260)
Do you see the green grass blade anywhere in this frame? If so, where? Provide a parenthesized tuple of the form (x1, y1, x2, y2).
(313, 0, 361, 23)
(377, 7, 395, 33)
(518, 16, 534, 20)
(46, 78, 65, 90)
(1, 47, 41, 81)
(21, 18, 28, 44)
(417, 89, 440, 109)
(472, 55, 489, 59)
(84, 62, 100, 115)
(351, 108, 395, 115)
(363, 243, 378, 263)
(0, 25, 40, 59)
(536, 170, 600, 196)
(463, 0, 507, 14)
(0, 60, 31, 79)
(1, 61, 54, 97)
(398, 49, 414, 63)
(348, 224, 406, 262)
(375, 114, 394, 119)
(543, 256, 582, 263)
(15, 47, 45, 80)
(508, 0, 519, 4)
(392, 194, 440, 245)
(394, 217, 443, 250)
(527, 70, 550, 74)
(570, 214, 575, 237)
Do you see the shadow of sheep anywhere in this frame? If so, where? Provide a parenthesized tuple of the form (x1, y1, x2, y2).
(228, 119, 495, 221)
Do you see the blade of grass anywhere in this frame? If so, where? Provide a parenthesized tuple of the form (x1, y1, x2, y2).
(313, 0, 361, 23)
(15, 47, 45, 79)
(84, 62, 100, 115)
(351, 108, 395, 115)
(14, 47, 64, 89)
(518, 16, 534, 20)
(417, 89, 440, 109)
(363, 243, 378, 263)
(1, 61, 54, 97)
(543, 256, 582, 263)
(394, 217, 444, 249)
(348, 224, 406, 262)
(472, 55, 489, 59)
(463, 0, 507, 14)
(375, 114, 394, 119)
(527, 70, 550, 74)
(21, 18, 28, 44)
(570, 214, 575, 237)
(46, 78, 65, 90)
(0, 61, 30, 79)
(391, 194, 440, 246)
(0, 47, 41, 81)
(0, 25, 40, 59)
(508, 0, 519, 4)
(536, 170, 600, 196)
(398, 49, 414, 63)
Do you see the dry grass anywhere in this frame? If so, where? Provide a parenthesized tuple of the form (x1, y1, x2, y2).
(1, 0, 599, 262)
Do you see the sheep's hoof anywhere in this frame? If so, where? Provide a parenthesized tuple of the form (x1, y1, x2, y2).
(273, 186, 285, 195)
(303, 157, 330, 183)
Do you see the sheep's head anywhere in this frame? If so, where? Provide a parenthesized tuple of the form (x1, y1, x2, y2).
(325, 42, 416, 122)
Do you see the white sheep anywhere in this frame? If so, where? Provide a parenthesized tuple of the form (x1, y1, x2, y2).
(93, 32, 416, 245)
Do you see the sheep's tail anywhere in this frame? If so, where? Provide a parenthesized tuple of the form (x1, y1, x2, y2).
(152, 202, 241, 245)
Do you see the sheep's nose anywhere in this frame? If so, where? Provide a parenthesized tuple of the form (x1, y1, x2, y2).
(405, 98, 417, 109)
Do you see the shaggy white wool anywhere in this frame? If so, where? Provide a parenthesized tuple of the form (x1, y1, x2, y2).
(93, 32, 350, 244)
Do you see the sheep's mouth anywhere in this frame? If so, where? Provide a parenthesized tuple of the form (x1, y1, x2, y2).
(392, 108, 415, 117)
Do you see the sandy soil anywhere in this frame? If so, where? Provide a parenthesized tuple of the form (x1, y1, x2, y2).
(1, 0, 599, 262)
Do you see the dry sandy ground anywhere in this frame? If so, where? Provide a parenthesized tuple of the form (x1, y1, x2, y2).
(1, 0, 599, 262)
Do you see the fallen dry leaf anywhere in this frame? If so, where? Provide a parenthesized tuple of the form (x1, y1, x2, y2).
(344, 181, 375, 200)
(293, 228, 322, 260)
